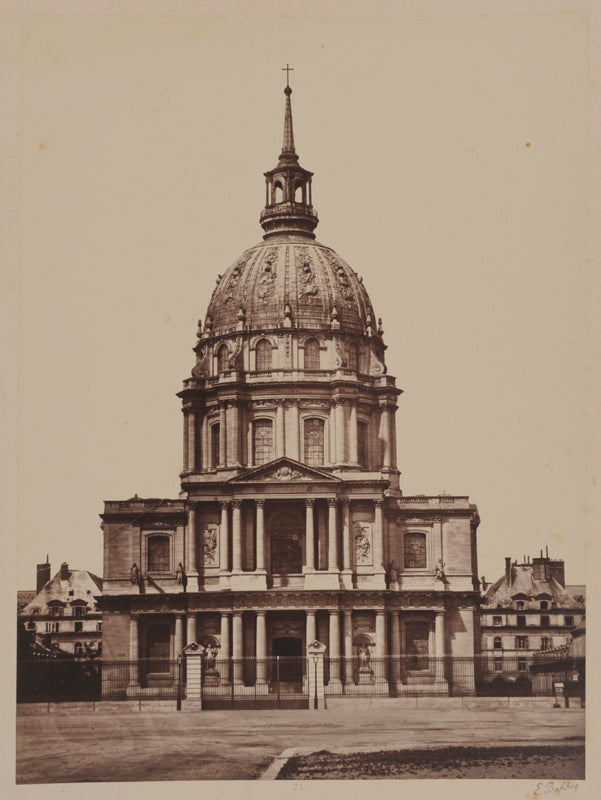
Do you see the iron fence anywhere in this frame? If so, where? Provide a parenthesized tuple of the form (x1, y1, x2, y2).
(16, 653, 584, 705)
(17, 658, 185, 703)
(201, 656, 309, 709)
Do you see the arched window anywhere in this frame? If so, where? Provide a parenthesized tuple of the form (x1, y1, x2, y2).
(516, 600, 525, 610)
(404, 532, 427, 569)
(253, 419, 273, 465)
(217, 344, 229, 373)
(357, 421, 368, 468)
(210, 423, 220, 469)
(294, 182, 304, 203)
(540, 600, 548, 610)
(304, 418, 325, 465)
(348, 342, 360, 371)
(274, 182, 283, 203)
(493, 636, 502, 650)
(256, 339, 273, 371)
(147, 535, 170, 572)
(304, 338, 320, 370)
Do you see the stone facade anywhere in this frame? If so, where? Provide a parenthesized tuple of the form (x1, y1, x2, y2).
(100, 82, 481, 696)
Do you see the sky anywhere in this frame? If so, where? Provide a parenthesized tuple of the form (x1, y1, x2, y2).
(12, 8, 591, 589)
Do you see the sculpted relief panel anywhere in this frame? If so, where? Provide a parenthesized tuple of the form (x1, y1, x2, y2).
(203, 525, 219, 567)
(353, 522, 373, 566)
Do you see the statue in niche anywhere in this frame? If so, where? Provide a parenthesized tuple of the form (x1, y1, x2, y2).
(175, 562, 188, 591)
(204, 644, 218, 670)
(358, 645, 370, 669)
(435, 559, 446, 582)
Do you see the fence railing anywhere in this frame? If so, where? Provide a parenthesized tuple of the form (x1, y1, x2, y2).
(16, 654, 585, 704)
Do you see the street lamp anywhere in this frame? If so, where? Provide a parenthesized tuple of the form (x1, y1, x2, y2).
(313, 655, 319, 710)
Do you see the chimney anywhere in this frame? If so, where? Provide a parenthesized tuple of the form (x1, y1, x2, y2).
(481, 576, 488, 592)
(505, 557, 512, 585)
(60, 562, 70, 581)
(548, 559, 565, 587)
(36, 556, 51, 593)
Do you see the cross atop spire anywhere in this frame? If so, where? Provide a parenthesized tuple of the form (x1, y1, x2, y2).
(282, 63, 294, 88)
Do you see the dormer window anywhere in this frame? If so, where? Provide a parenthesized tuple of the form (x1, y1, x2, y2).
(540, 600, 548, 610)
(304, 338, 320, 371)
(515, 600, 525, 610)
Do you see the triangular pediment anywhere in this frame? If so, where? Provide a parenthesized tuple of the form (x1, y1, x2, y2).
(228, 457, 341, 484)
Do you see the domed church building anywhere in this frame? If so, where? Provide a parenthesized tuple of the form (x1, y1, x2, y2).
(100, 78, 481, 701)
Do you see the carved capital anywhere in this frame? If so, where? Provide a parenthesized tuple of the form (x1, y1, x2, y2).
(328, 498, 337, 508)
(220, 501, 230, 510)
(231, 499, 242, 509)
(374, 499, 384, 508)
(255, 499, 265, 509)
(305, 498, 315, 508)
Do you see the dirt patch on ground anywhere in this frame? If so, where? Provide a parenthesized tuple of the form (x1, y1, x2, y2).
(276, 744, 585, 780)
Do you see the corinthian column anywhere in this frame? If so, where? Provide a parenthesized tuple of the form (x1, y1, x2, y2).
(305, 499, 315, 572)
(219, 403, 227, 468)
(219, 502, 229, 573)
(276, 400, 285, 458)
(232, 500, 242, 572)
(256, 499, 265, 572)
(349, 402, 358, 464)
(328, 499, 338, 572)
(289, 400, 300, 461)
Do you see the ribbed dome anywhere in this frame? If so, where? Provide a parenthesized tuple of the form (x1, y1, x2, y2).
(204, 236, 377, 337)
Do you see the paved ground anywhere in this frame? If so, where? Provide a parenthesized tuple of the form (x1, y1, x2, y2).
(16, 705, 585, 784)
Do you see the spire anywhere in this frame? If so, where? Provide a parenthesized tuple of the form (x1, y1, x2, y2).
(260, 68, 319, 239)
(280, 83, 297, 160)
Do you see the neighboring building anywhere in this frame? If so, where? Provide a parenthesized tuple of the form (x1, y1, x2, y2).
(18, 560, 103, 658)
(478, 551, 585, 693)
(100, 80, 481, 699)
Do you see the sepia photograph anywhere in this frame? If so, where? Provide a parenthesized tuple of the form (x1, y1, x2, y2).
(5, 0, 599, 796)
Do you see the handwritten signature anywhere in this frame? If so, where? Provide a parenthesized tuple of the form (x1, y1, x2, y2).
(534, 781, 579, 796)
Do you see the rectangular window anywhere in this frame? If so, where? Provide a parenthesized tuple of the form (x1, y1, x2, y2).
(147, 534, 170, 572)
(73, 606, 87, 616)
(357, 421, 368, 468)
(564, 616, 574, 626)
(45, 622, 59, 633)
(26, 621, 36, 631)
(540, 615, 550, 627)
(518, 658, 527, 672)
(493, 616, 503, 627)
(49, 606, 64, 617)
(74, 642, 84, 656)
(494, 659, 503, 672)
(516, 615, 526, 627)
(541, 637, 550, 650)
(304, 418, 325, 466)
(516, 636, 528, 649)
(210, 424, 220, 469)
(253, 419, 273, 465)
(404, 532, 427, 569)
(74, 621, 83, 633)
(97, 622, 102, 632)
